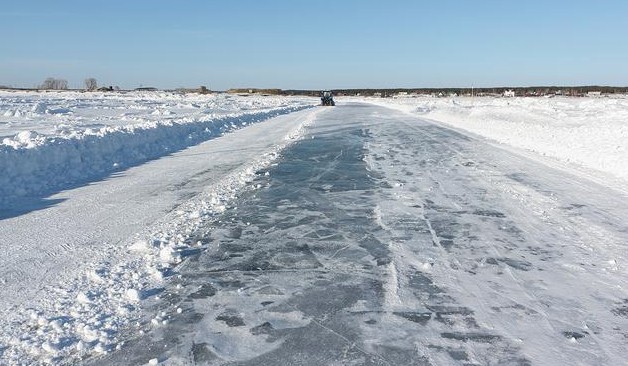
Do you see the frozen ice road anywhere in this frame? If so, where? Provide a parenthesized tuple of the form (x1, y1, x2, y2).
(87, 103, 628, 365)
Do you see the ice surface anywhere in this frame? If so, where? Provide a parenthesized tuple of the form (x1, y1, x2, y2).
(90, 103, 628, 365)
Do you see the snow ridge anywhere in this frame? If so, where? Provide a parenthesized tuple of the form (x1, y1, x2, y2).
(0, 105, 311, 206)
(359, 96, 628, 188)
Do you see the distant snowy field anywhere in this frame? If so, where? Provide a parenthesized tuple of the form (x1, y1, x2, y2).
(360, 95, 628, 189)
(0, 91, 314, 205)
(0, 90, 309, 138)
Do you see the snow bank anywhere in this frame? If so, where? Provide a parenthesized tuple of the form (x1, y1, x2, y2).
(0, 104, 320, 364)
(361, 96, 628, 186)
(0, 91, 314, 205)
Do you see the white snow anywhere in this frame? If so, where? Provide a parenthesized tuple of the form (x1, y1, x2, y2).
(0, 90, 319, 365)
(2, 91, 628, 364)
(359, 103, 628, 365)
(0, 90, 313, 206)
(359, 95, 628, 190)
(125, 289, 142, 303)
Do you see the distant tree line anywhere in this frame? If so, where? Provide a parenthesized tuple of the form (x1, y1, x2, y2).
(5, 81, 628, 96)
(39, 77, 68, 90)
(283, 86, 628, 97)
(32, 77, 120, 91)
(227, 88, 282, 95)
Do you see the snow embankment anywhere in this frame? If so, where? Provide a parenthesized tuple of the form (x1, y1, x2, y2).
(0, 105, 320, 365)
(364, 96, 628, 186)
(0, 91, 314, 205)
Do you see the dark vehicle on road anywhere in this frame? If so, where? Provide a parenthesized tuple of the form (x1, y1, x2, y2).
(321, 90, 335, 106)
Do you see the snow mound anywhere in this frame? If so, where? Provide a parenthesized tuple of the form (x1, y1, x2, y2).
(0, 91, 314, 206)
(362, 96, 628, 186)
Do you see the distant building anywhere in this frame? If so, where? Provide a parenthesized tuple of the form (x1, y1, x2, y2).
(587, 91, 602, 97)
(503, 90, 515, 97)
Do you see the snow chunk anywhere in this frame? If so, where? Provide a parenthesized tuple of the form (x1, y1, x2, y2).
(79, 325, 100, 343)
(93, 342, 107, 354)
(129, 240, 151, 253)
(125, 288, 142, 302)
(159, 247, 180, 265)
(42, 341, 58, 354)
(76, 292, 92, 304)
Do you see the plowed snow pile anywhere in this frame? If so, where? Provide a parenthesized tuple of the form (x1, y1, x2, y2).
(363, 96, 628, 187)
(0, 90, 312, 205)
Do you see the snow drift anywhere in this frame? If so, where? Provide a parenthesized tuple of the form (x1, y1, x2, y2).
(0, 91, 314, 205)
(361, 95, 628, 187)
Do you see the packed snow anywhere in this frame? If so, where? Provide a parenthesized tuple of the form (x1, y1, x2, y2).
(360, 95, 628, 190)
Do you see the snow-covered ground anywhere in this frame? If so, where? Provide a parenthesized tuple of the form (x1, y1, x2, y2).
(359, 96, 628, 190)
(0, 91, 318, 364)
(0, 91, 313, 207)
(2, 93, 628, 365)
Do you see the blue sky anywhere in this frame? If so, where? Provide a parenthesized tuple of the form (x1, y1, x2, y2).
(1, 0, 627, 90)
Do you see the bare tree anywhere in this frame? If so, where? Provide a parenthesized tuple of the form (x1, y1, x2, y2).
(40, 77, 56, 90)
(55, 79, 68, 90)
(40, 77, 68, 90)
(84, 78, 98, 91)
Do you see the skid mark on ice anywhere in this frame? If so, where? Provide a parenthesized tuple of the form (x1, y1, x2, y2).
(357, 110, 533, 364)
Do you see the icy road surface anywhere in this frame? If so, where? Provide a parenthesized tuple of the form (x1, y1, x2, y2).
(90, 104, 628, 365)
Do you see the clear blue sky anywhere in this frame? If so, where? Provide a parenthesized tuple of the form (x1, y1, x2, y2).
(1, 0, 627, 90)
